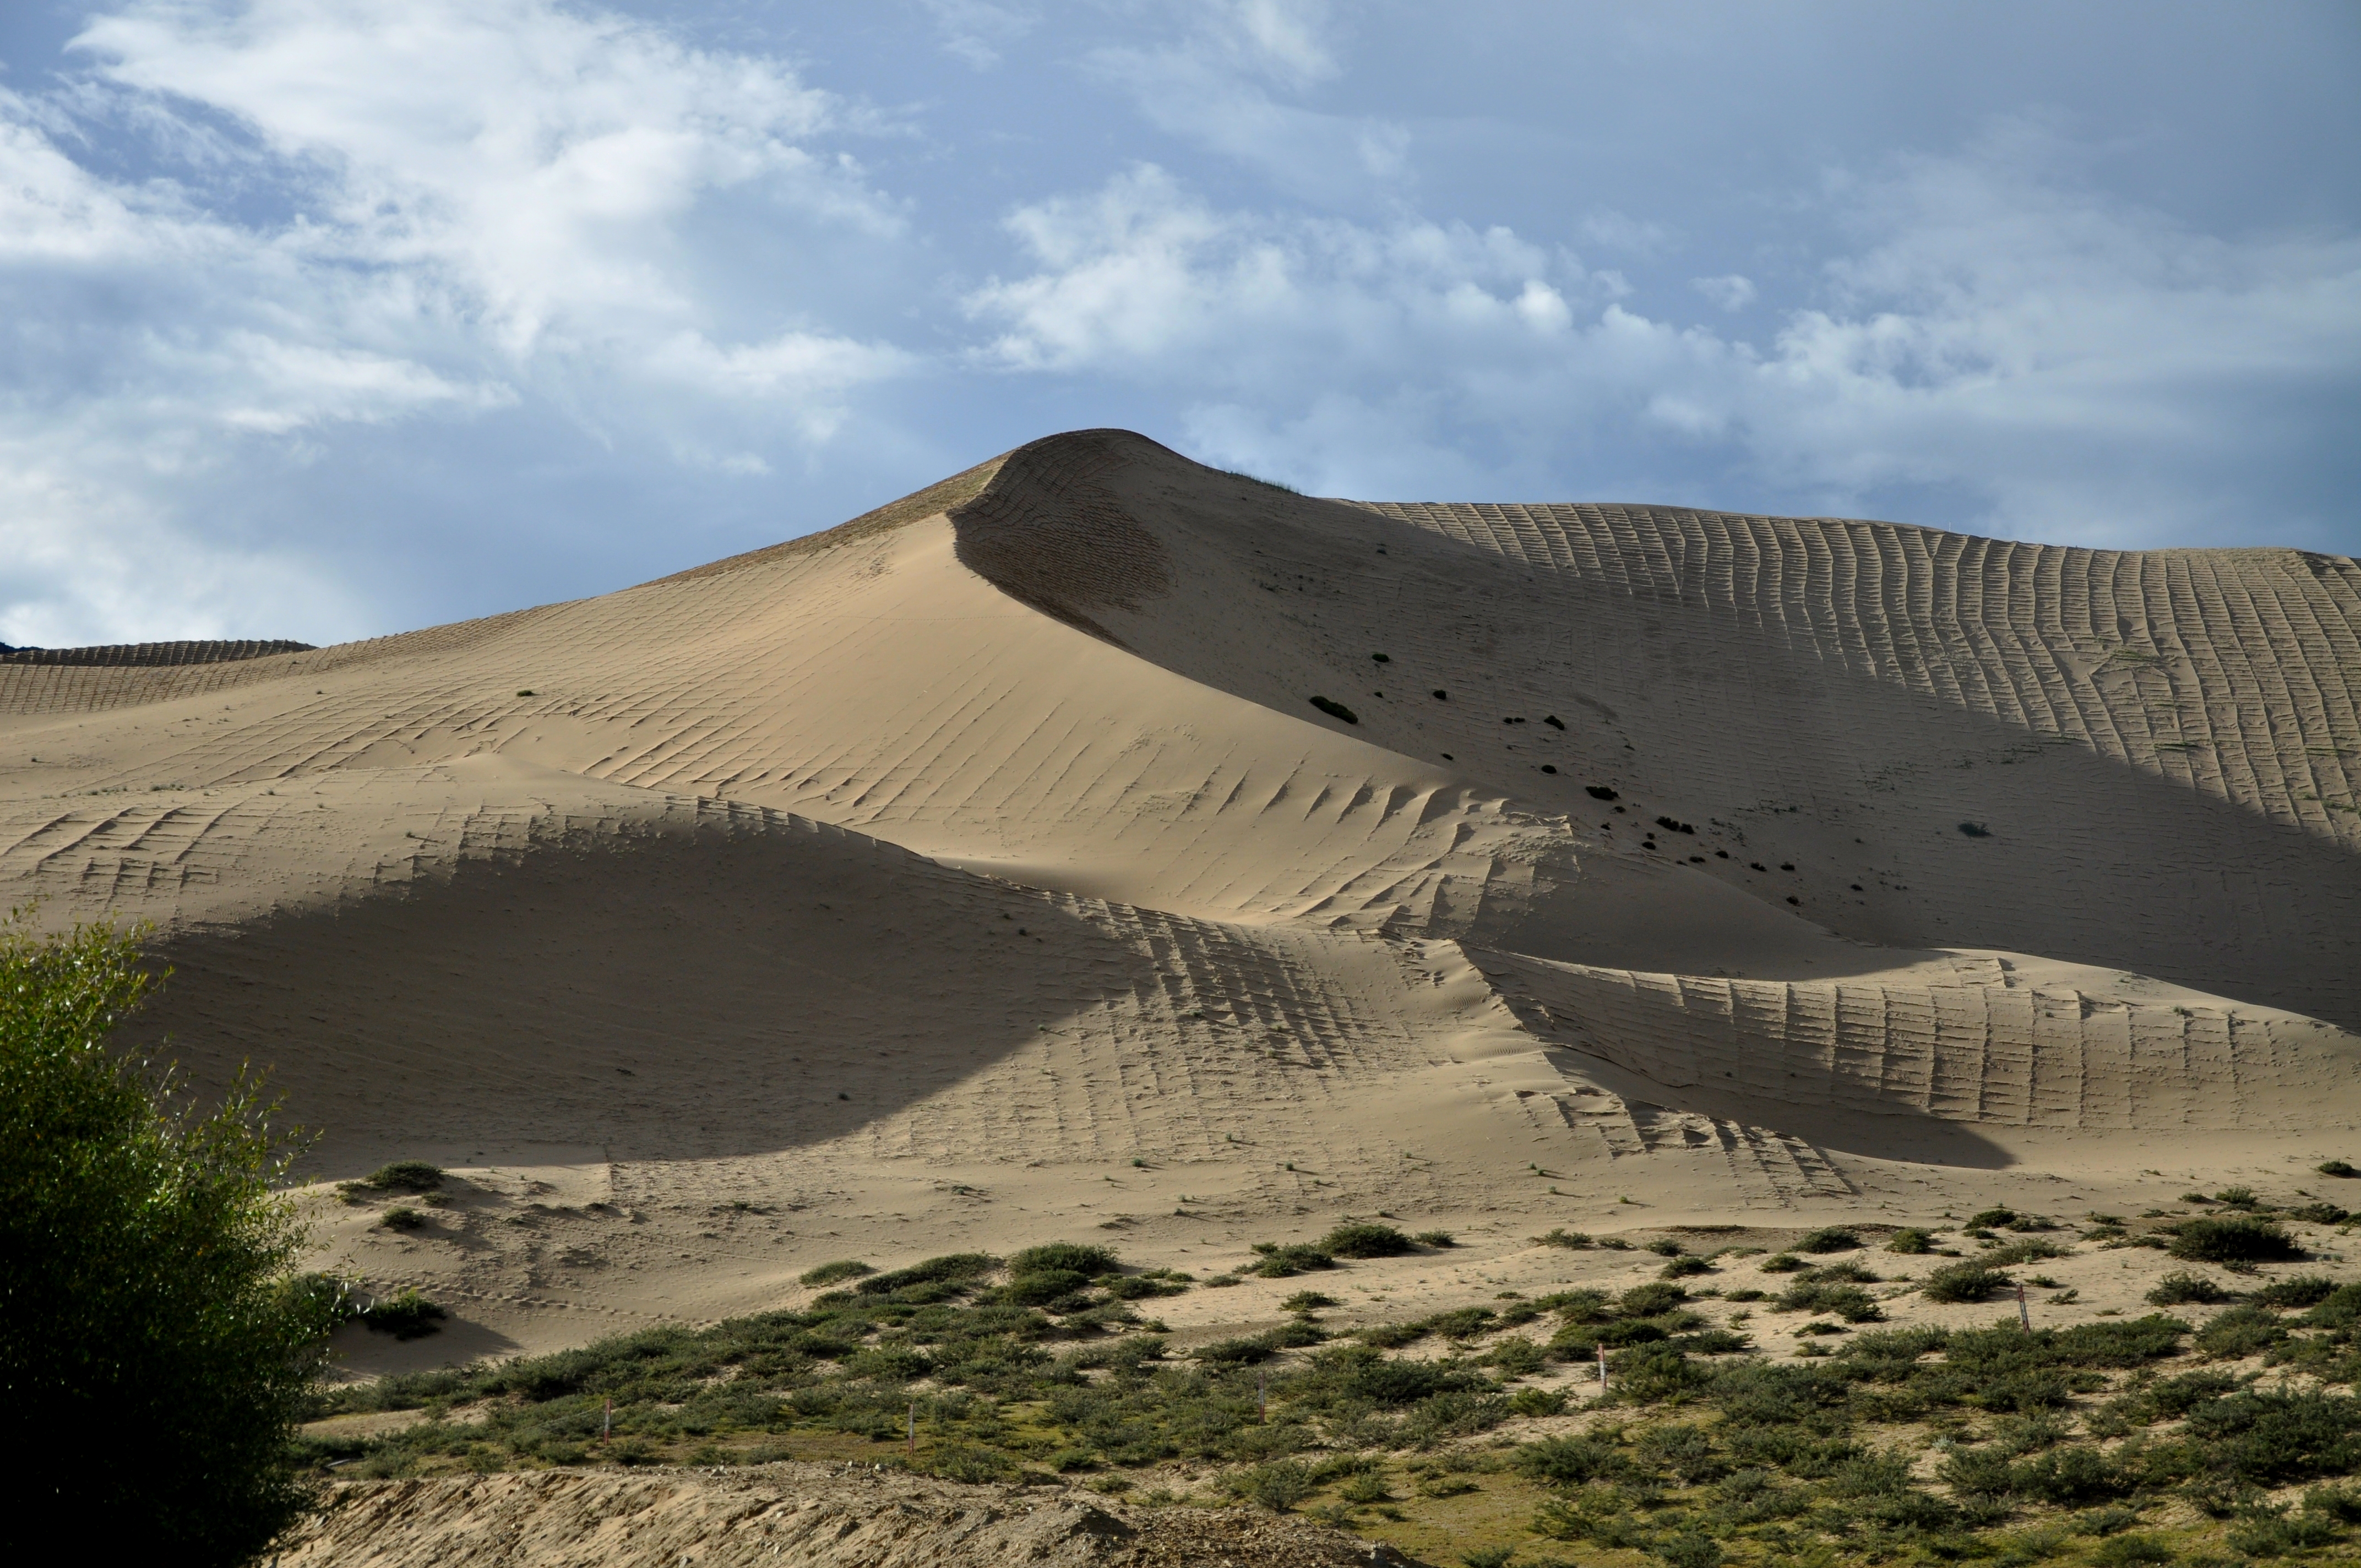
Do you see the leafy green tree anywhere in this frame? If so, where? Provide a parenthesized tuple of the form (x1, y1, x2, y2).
(1, 913, 333, 1563)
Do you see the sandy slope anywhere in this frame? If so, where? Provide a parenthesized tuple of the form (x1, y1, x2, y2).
(1, 429, 2355, 1368)
(275, 1462, 1391, 1567)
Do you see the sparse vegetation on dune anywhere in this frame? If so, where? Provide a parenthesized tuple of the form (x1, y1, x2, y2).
(281, 1198, 2361, 1566)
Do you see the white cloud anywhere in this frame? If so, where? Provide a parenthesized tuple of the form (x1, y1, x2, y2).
(1, 7, 2353, 647)
(969, 165, 1603, 380)
(918, 0, 1040, 70)
(1087, 0, 1410, 202)
(0, 0, 923, 643)
(966, 143, 2361, 548)
(1691, 274, 1756, 312)
(1579, 210, 1672, 256)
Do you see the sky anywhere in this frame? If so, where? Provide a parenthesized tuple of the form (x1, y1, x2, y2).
(3, 1, 2357, 647)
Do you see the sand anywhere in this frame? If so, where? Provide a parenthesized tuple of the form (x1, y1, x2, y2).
(1, 427, 2355, 1373)
(273, 1462, 1390, 1567)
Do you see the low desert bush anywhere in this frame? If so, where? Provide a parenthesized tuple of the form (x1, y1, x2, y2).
(2170, 1217, 2302, 1265)
(2147, 1272, 2234, 1306)
(799, 1259, 873, 1287)
(1320, 1222, 1415, 1259)
(1922, 1262, 2012, 1303)
(1250, 1243, 1336, 1277)
(1794, 1228, 1860, 1254)
(361, 1160, 445, 1193)
(363, 1288, 449, 1341)
(2256, 1276, 2339, 1310)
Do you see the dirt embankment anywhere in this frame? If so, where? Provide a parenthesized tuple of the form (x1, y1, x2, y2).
(274, 1461, 1418, 1567)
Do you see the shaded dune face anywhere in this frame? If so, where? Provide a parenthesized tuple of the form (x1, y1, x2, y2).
(1, 428, 2356, 1295)
(960, 431, 2361, 1031)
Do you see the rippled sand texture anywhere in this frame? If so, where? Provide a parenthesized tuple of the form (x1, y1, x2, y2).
(1, 428, 2353, 1360)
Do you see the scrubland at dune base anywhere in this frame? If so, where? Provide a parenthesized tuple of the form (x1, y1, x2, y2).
(3, 429, 2358, 1562)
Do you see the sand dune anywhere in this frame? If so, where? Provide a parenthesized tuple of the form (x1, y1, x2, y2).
(2, 428, 2354, 1363)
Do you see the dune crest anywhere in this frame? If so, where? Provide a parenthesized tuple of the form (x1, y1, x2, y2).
(3, 428, 2354, 1358)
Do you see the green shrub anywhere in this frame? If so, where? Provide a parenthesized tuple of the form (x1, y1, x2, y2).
(1249, 1242, 1336, 1276)
(1516, 1433, 1628, 1487)
(1459, 1547, 1514, 1568)
(1970, 1208, 2018, 1228)
(1619, 1282, 1688, 1317)
(1342, 1357, 1468, 1406)
(1320, 1222, 1415, 1259)
(2148, 1271, 2234, 1306)
(1281, 1291, 1337, 1313)
(1922, 1262, 2011, 1303)
(926, 1442, 1018, 1484)
(1985, 1237, 2069, 1266)
(1758, 1254, 1805, 1273)
(2170, 1218, 2302, 1265)
(855, 1253, 1000, 1293)
(2182, 1389, 2361, 1484)
(1008, 1242, 1119, 1277)
(1487, 1337, 1546, 1378)
(1359, 1320, 1429, 1349)
(2089, 1532, 2174, 1565)
(1636, 1422, 1726, 1483)
(363, 1288, 448, 1341)
(1003, 1267, 1091, 1305)
(2304, 1284, 2361, 1329)
(1660, 1256, 1713, 1279)
(0, 916, 335, 1564)
(799, 1259, 873, 1287)
(1656, 1532, 1723, 1568)
(2256, 1276, 2338, 1311)
(1794, 1228, 1860, 1254)
(1533, 1228, 1591, 1249)
(1886, 1228, 1934, 1254)
(2286, 1202, 2350, 1224)
(2196, 1306, 2287, 1360)
(380, 1206, 425, 1231)
(1614, 1346, 1709, 1403)
(1774, 1280, 1883, 1323)
(361, 1160, 444, 1193)
(2010, 1444, 2132, 1505)
(2226, 1508, 2341, 1556)
(1507, 1386, 1566, 1417)
(1413, 1230, 1456, 1248)
(2303, 1482, 2361, 1522)
(2318, 1160, 2357, 1179)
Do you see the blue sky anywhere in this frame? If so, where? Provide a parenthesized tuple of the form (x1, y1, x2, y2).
(4, 0, 2357, 646)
